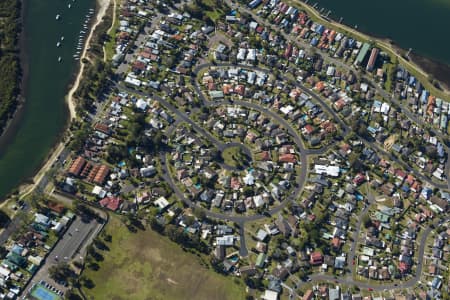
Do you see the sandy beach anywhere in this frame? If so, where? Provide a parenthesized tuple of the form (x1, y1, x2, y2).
(18, 0, 111, 198)
(67, 0, 111, 120)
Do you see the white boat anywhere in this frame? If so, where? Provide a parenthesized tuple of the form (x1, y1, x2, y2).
(55, 14, 60, 20)
(56, 42, 61, 47)
(68, 4, 71, 8)
(58, 56, 62, 62)
(61, 36, 64, 41)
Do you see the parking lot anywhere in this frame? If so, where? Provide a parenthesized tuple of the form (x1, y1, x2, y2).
(21, 214, 104, 297)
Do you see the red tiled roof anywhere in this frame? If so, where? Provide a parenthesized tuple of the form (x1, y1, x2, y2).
(279, 154, 297, 163)
(99, 196, 122, 211)
(310, 251, 323, 265)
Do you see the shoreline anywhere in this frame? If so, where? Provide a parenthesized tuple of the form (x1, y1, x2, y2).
(327, 16, 450, 91)
(15, 0, 112, 199)
(294, 0, 450, 97)
(0, 0, 28, 155)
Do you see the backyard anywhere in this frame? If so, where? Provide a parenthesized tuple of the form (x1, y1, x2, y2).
(81, 215, 246, 300)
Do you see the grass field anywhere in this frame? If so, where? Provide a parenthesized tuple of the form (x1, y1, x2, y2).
(222, 146, 252, 170)
(81, 215, 246, 300)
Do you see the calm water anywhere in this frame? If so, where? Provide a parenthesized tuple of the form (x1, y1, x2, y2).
(311, 0, 450, 66)
(0, 0, 94, 199)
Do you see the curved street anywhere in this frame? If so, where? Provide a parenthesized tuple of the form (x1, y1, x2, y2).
(116, 57, 449, 290)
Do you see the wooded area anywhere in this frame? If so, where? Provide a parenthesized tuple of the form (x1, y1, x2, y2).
(0, 0, 21, 134)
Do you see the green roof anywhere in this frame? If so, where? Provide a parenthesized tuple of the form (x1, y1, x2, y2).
(2, 259, 18, 271)
(6, 252, 27, 267)
(374, 211, 390, 223)
(256, 253, 266, 268)
(355, 43, 371, 65)
(28, 264, 38, 274)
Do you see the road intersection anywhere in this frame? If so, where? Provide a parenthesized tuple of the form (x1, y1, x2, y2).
(117, 57, 449, 291)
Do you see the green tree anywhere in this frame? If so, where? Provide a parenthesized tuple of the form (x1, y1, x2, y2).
(0, 210, 10, 228)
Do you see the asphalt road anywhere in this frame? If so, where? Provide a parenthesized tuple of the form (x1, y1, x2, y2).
(115, 11, 450, 288)
(308, 216, 450, 292)
(194, 62, 449, 190)
(118, 80, 320, 259)
(223, 0, 450, 190)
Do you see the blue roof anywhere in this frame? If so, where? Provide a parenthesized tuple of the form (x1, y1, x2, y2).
(420, 90, 429, 103)
(348, 39, 356, 48)
(11, 245, 24, 255)
(367, 126, 377, 134)
(432, 277, 441, 289)
(315, 24, 325, 34)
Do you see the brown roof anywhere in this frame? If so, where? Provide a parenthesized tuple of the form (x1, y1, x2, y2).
(47, 201, 65, 215)
(68, 156, 86, 177)
(303, 290, 313, 300)
(87, 164, 100, 182)
(310, 251, 323, 265)
(94, 123, 110, 135)
(81, 162, 93, 178)
(430, 196, 448, 212)
(94, 165, 110, 185)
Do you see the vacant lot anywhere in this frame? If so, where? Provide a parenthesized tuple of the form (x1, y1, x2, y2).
(82, 216, 246, 300)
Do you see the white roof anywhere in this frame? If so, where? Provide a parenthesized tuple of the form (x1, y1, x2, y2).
(262, 290, 278, 300)
(380, 102, 390, 114)
(136, 98, 148, 110)
(314, 165, 340, 177)
(154, 197, 170, 210)
(280, 105, 294, 115)
(0, 267, 10, 278)
(34, 213, 49, 225)
(243, 173, 255, 185)
(92, 185, 102, 195)
(216, 235, 234, 246)
(125, 75, 141, 87)
(253, 195, 264, 208)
